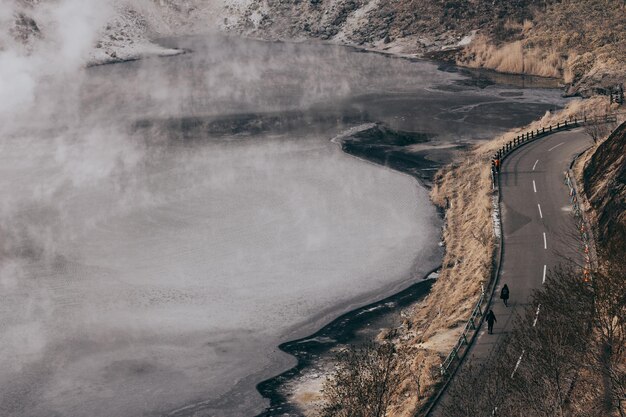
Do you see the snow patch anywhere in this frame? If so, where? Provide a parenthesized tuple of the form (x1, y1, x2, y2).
(333, 0, 380, 43)
(492, 194, 501, 238)
(330, 123, 378, 144)
(457, 30, 477, 47)
(89, 40, 183, 65)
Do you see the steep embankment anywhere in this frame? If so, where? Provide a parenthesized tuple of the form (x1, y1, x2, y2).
(583, 121, 626, 255)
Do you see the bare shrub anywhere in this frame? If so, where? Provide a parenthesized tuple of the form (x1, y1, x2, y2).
(459, 36, 563, 78)
(442, 349, 513, 417)
(319, 342, 404, 417)
(441, 263, 624, 417)
(584, 121, 615, 144)
(588, 248, 626, 416)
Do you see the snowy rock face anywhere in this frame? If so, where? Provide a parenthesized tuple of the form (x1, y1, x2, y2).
(2, 0, 474, 70)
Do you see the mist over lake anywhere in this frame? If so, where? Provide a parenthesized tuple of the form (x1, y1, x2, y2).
(0, 35, 568, 417)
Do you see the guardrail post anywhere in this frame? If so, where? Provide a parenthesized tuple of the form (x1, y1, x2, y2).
(531, 131, 534, 138)
(564, 120, 568, 127)
(550, 125, 552, 132)
(557, 122, 560, 128)
(542, 127, 545, 134)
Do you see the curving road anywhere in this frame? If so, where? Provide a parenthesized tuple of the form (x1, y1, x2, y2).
(431, 128, 593, 415)
(469, 128, 591, 365)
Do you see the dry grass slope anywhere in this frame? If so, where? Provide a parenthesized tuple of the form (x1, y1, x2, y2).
(383, 96, 616, 417)
(457, 0, 626, 93)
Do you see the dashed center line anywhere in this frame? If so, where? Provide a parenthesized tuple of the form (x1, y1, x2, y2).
(533, 180, 537, 193)
(548, 142, 565, 152)
(533, 304, 541, 327)
(543, 232, 547, 249)
(532, 159, 539, 171)
(511, 349, 525, 378)
(542, 264, 547, 284)
(537, 203, 543, 219)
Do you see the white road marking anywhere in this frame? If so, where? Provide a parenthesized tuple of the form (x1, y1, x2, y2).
(511, 350, 525, 378)
(532, 159, 539, 170)
(533, 180, 537, 193)
(542, 264, 547, 284)
(548, 142, 565, 152)
(533, 305, 541, 327)
(538, 203, 543, 219)
(543, 232, 547, 249)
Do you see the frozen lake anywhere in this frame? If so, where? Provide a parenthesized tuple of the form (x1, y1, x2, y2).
(0, 36, 567, 416)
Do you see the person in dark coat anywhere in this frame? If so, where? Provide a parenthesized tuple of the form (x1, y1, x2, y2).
(486, 310, 497, 334)
(500, 284, 510, 307)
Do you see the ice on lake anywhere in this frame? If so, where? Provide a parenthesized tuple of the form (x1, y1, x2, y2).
(0, 35, 567, 416)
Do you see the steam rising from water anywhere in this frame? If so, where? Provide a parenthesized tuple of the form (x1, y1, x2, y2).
(0, 0, 113, 114)
(0, 130, 436, 416)
(0, 27, 447, 417)
(0, 6, 568, 415)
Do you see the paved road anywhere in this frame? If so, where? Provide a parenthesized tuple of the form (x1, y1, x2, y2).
(431, 128, 592, 415)
(471, 128, 591, 364)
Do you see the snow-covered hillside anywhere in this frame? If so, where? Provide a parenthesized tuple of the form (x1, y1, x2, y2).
(3, 0, 466, 69)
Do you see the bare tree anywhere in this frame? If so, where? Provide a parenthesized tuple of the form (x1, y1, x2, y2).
(584, 122, 615, 144)
(442, 347, 514, 417)
(586, 248, 626, 416)
(319, 342, 404, 417)
(441, 264, 604, 417)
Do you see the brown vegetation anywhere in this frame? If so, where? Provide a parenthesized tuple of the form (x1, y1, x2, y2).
(457, 0, 626, 94)
(317, 98, 618, 417)
(443, 260, 625, 417)
(441, 107, 626, 417)
(388, 97, 615, 415)
(241, 0, 624, 94)
(459, 35, 563, 78)
(319, 343, 405, 417)
(583, 121, 626, 253)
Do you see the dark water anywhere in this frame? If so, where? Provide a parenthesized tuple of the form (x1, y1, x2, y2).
(0, 34, 570, 417)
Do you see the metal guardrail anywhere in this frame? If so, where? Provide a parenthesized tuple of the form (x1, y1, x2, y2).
(490, 113, 619, 187)
(440, 284, 486, 375)
(425, 111, 621, 415)
(492, 114, 618, 164)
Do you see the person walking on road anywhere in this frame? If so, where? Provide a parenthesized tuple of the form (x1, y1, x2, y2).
(500, 284, 510, 307)
(486, 310, 497, 334)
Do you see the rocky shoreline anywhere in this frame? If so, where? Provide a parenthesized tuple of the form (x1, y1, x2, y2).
(256, 268, 440, 417)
